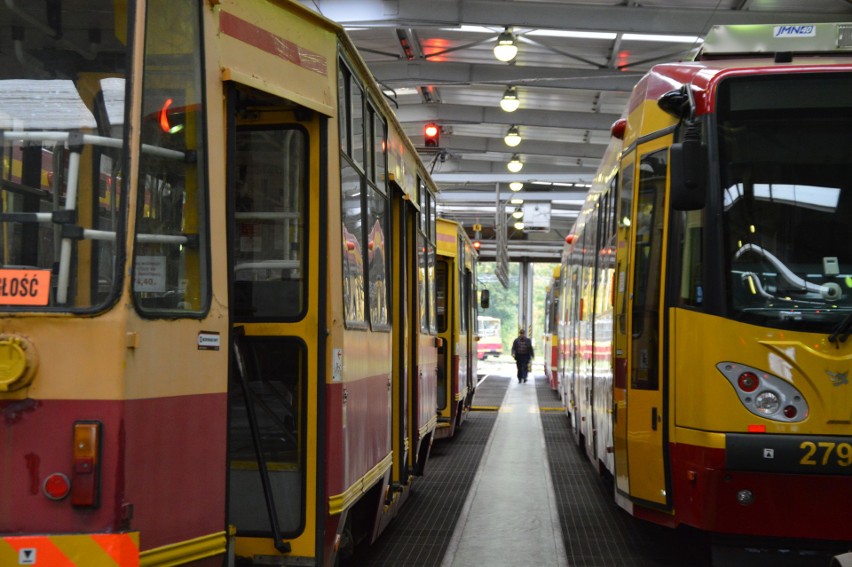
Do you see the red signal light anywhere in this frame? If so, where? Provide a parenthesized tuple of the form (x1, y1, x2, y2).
(424, 123, 440, 147)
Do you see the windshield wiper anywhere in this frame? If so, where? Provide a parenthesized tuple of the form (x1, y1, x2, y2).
(828, 312, 852, 348)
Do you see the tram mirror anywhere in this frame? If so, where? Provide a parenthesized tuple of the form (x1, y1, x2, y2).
(669, 140, 707, 211)
(480, 289, 490, 309)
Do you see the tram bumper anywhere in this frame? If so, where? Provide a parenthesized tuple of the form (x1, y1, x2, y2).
(0, 532, 140, 566)
(671, 434, 852, 541)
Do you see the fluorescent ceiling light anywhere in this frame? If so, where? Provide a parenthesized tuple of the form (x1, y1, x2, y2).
(527, 29, 616, 40)
(441, 25, 496, 34)
(623, 33, 703, 43)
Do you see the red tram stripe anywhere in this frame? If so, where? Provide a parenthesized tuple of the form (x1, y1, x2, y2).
(219, 11, 327, 76)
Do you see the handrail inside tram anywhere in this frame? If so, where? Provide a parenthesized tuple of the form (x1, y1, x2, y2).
(0, 130, 187, 303)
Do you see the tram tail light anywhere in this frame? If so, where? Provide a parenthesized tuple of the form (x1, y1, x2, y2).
(43, 472, 71, 500)
(71, 421, 102, 508)
(737, 371, 759, 392)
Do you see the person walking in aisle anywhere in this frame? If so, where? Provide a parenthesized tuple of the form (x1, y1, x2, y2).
(511, 328, 534, 383)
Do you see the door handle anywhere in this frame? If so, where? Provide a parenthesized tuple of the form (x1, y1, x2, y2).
(651, 407, 657, 431)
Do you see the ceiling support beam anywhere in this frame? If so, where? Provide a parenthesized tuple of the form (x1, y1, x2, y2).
(394, 103, 620, 130)
(304, 0, 850, 34)
(413, 134, 607, 160)
(436, 190, 587, 202)
(370, 60, 643, 92)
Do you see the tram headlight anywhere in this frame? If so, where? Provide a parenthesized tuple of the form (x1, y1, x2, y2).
(754, 391, 780, 415)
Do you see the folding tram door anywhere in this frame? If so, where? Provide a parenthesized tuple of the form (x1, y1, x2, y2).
(225, 82, 322, 559)
(391, 196, 416, 481)
(615, 140, 670, 509)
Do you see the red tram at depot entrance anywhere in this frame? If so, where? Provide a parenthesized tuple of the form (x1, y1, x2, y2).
(557, 23, 852, 545)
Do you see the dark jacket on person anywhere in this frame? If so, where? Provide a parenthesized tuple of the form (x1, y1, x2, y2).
(511, 335, 534, 361)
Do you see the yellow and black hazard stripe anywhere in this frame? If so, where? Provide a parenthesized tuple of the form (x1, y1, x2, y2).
(0, 533, 140, 566)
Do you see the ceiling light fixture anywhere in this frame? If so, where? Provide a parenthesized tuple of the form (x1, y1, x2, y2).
(499, 86, 520, 112)
(510, 197, 524, 205)
(514, 221, 525, 230)
(509, 181, 523, 191)
(507, 154, 523, 173)
(504, 125, 521, 147)
(512, 207, 524, 219)
(493, 28, 518, 62)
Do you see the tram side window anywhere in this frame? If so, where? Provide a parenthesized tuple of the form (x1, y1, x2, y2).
(676, 210, 704, 307)
(617, 164, 635, 336)
(544, 291, 553, 334)
(459, 239, 469, 336)
(631, 151, 667, 390)
(339, 61, 390, 329)
(596, 178, 618, 314)
(418, 232, 428, 331)
(233, 126, 307, 320)
(365, 104, 389, 330)
(373, 112, 387, 186)
(418, 180, 437, 333)
(134, 0, 208, 316)
(341, 160, 366, 326)
(427, 189, 437, 334)
(460, 268, 470, 335)
(436, 260, 448, 333)
(367, 185, 389, 329)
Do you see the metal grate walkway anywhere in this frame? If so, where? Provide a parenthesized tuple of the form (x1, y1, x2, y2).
(352, 371, 841, 567)
(348, 376, 510, 566)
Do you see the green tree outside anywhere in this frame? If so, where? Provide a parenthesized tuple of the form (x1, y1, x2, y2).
(478, 261, 560, 357)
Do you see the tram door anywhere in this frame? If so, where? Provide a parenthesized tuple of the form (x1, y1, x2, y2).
(461, 264, 475, 402)
(225, 83, 316, 551)
(620, 146, 669, 507)
(392, 195, 415, 480)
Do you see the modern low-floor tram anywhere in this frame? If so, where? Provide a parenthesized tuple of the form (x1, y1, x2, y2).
(558, 22, 852, 544)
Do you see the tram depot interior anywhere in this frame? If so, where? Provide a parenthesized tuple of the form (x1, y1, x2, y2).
(301, 0, 852, 265)
(3, 1, 852, 567)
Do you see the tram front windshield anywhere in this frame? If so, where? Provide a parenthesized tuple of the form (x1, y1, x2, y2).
(718, 73, 852, 330)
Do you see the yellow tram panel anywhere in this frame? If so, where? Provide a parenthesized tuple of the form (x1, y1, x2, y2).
(215, 0, 337, 116)
(671, 308, 852, 436)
